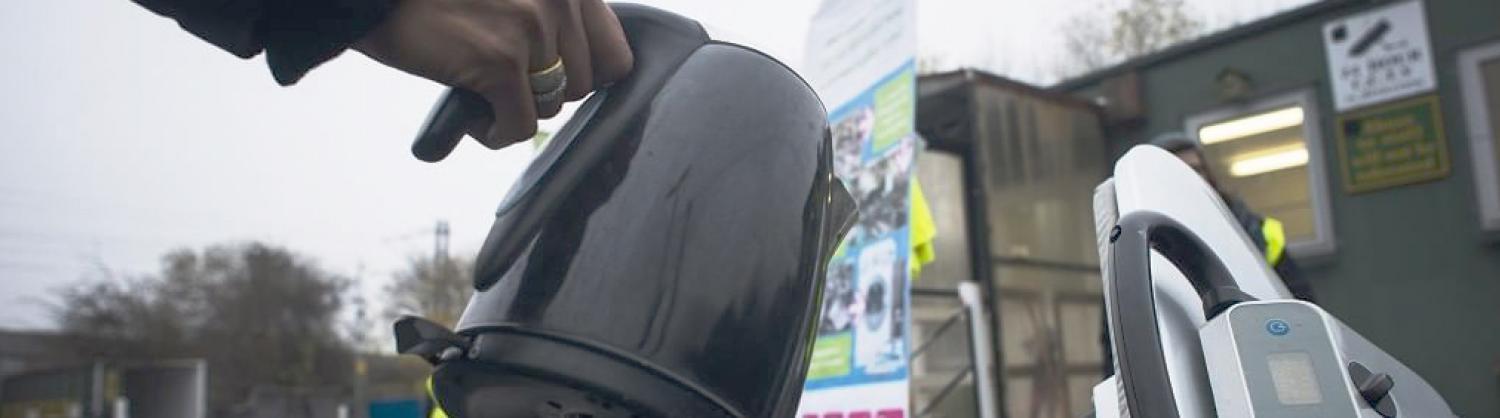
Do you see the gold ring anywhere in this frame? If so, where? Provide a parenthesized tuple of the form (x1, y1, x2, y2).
(534, 83, 566, 109)
(529, 58, 566, 94)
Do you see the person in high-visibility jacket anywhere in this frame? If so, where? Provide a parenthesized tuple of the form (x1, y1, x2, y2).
(1148, 132, 1315, 301)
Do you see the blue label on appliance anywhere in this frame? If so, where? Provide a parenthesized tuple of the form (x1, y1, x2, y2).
(1266, 319, 1291, 336)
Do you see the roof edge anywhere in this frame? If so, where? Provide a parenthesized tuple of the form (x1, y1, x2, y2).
(1050, 0, 1371, 92)
(922, 69, 1100, 110)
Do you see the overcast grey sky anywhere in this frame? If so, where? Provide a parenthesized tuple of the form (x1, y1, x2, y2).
(0, 0, 1314, 331)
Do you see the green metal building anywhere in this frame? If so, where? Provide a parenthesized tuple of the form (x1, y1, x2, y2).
(1054, 0, 1500, 416)
(910, 0, 1499, 416)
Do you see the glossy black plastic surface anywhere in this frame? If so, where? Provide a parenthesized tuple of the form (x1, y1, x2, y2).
(468, 4, 715, 290)
(436, 4, 856, 418)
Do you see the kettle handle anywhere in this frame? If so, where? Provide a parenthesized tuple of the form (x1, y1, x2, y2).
(410, 89, 488, 163)
(408, 4, 707, 163)
(411, 4, 712, 290)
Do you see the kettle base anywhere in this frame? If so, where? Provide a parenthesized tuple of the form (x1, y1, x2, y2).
(446, 372, 644, 418)
(430, 329, 740, 418)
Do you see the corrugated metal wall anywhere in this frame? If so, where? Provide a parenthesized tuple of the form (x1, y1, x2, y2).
(916, 73, 1109, 418)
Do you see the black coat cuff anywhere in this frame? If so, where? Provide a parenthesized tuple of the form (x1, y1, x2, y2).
(261, 0, 397, 85)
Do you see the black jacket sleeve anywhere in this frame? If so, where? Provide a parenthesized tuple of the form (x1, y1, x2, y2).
(132, 0, 396, 85)
(1223, 196, 1318, 302)
(1274, 256, 1317, 302)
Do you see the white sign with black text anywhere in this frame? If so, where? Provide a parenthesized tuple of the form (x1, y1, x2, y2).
(1323, 1, 1436, 112)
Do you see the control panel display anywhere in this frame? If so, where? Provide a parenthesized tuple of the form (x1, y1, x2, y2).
(1215, 302, 1360, 417)
(1267, 352, 1323, 405)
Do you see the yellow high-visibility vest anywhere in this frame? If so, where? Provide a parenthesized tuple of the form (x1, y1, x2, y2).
(1262, 217, 1287, 266)
(426, 376, 450, 418)
(910, 178, 937, 279)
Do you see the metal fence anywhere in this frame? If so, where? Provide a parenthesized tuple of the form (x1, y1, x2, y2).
(910, 282, 998, 418)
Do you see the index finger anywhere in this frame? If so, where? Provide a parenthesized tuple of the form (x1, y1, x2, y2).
(579, 0, 633, 85)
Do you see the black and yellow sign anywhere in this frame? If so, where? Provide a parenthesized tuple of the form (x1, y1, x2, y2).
(1335, 95, 1450, 193)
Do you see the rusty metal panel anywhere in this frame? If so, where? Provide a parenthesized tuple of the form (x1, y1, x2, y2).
(970, 84, 1107, 272)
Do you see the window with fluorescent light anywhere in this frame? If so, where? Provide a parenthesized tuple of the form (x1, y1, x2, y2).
(1458, 40, 1500, 232)
(1186, 90, 1337, 258)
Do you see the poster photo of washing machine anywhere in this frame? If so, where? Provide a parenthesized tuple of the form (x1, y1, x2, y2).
(855, 237, 905, 374)
(808, 228, 912, 389)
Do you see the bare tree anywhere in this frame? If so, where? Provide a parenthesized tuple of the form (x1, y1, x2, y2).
(384, 255, 473, 328)
(1059, 15, 1115, 78)
(918, 54, 950, 75)
(54, 242, 354, 415)
(1056, 0, 1206, 79)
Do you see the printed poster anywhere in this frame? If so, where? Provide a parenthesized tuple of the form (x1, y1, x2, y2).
(799, 0, 917, 416)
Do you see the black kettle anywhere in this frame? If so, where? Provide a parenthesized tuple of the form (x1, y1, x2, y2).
(393, 4, 857, 417)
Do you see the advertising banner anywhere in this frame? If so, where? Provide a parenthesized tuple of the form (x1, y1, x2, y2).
(799, 0, 917, 416)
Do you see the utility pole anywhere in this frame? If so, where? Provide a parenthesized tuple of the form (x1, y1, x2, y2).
(434, 220, 450, 262)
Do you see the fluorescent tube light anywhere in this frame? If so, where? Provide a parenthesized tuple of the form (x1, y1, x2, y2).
(1200, 107, 1305, 144)
(1230, 146, 1309, 177)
